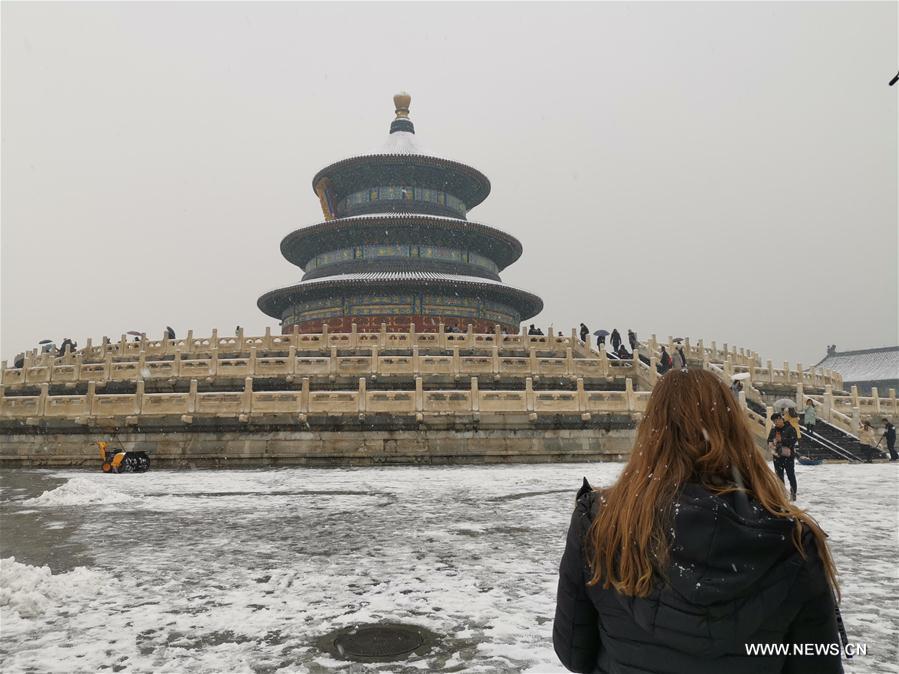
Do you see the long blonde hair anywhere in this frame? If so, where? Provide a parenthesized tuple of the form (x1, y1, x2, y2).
(586, 369, 839, 598)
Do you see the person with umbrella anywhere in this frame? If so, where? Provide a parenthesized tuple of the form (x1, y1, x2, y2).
(58, 337, 76, 358)
(675, 344, 687, 369)
(610, 329, 622, 352)
(593, 329, 608, 350)
(658, 345, 672, 374)
(768, 412, 799, 500)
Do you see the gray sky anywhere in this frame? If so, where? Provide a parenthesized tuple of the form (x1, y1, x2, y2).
(2, 1, 897, 367)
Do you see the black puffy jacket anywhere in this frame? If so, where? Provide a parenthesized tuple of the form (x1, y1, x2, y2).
(553, 480, 843, 674)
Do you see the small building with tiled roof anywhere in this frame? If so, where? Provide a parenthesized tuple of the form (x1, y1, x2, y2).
(258, 92, 542, 333)
(814, 346, 899, 395)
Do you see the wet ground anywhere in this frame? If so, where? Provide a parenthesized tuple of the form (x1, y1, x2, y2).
(1, 463, 897, 673)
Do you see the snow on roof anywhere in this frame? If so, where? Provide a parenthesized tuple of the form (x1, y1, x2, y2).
(815, 347, 899, 383)
(296, 271, 507, 287)
(377, 131, 428, 155)
(335, 212, 465, 223)
(264, 271, 543, 305)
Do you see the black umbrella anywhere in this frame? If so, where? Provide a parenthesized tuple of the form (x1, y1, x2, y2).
(593, 330, 609, 337)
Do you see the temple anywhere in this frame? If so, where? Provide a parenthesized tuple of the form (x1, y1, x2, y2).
(257, 93, 543, 333)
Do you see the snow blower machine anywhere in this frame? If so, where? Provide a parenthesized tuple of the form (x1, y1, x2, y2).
(98, 441, 150, 473)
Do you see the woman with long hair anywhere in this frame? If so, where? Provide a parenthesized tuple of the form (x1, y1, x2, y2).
(553, 369, 842, 673)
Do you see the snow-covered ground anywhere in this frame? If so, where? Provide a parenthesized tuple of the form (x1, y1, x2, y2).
(1, 463, 896, 673)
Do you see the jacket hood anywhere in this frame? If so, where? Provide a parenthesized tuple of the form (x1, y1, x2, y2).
(586, 483, 814, 658)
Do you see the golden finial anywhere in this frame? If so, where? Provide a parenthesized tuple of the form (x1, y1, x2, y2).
(394, 91, 411, 119)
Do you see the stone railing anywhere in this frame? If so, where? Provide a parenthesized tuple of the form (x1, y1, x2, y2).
(19, 325, 582, 364)
(13, 327, 772, 370)
(5, 325, 845, 400)
(744, 404, 772, 445)
(644, 335, 760, 368)
(803, 386, 898, 428)
(0, 376, 649, 425)
(640, 337, 841, 391)
(801, 393, 856, 436)
(1, 346, 638, 389)
(731, 362, 843, 392)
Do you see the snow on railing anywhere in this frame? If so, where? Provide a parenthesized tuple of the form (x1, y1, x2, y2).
(1, 346, 642, 389)
(4, 326, 849, 397)
(1, 376, 652, 423)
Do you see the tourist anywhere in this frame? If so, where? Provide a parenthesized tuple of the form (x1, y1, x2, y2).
(785, 407, 802, 442)
(610, 329, 622, 352)
(553, 370, 841, 674)
(58, 338, 76, 358)
(882, 419, 897, 461)
(165, 326, 176, 340)
(627, 329, 638, 351)
(768, 412, 799, 500)
(675, 344, 687, 369)
(658, 346, 672, 374)
(13, 353, 25, 369)
(579, 323, 589, 344)
(616, 344, 630, 360)
(860, 421, 877, 451)
(730, 379, 743, 399)
(804, 400, 817, 437)
(235, 325, 242, 336)
(596, 333, 605, 349)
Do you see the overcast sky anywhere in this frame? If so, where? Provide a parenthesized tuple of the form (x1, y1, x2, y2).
(2, 1, 897, 367)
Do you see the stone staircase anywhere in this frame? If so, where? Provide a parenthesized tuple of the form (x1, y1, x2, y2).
(801, 421, 881, 463)
(744, 398, 874, 462)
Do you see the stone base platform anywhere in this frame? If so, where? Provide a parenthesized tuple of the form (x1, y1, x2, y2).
(0, 425, 634, 468)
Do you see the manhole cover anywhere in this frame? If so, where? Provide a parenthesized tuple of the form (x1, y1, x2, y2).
(321, 623, 435, 662)
(336, 625, 422, 658)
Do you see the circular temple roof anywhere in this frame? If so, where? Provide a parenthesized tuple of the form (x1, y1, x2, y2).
(311, 155, 491, 212)
(257, 272, 544, 322)
(280, 213, 523, 270)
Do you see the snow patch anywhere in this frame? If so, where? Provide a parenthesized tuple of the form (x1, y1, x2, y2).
(24, 476, 134, 507)
(0, 557, 105, 619)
